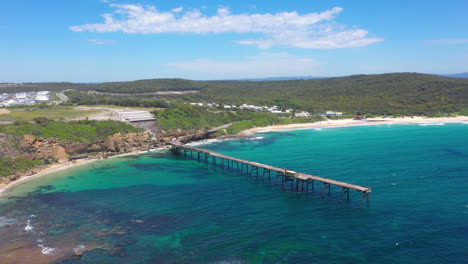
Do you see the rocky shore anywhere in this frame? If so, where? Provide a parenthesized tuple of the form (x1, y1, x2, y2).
(0, 131, 154, 189)
(0, 128, 220, 192)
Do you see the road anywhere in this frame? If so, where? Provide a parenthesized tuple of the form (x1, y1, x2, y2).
(56, 92, 69, 102)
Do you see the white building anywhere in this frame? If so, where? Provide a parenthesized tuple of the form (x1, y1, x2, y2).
(15, 93, 27, 99)
(35, 95, 49, 102)
(326, 111, 343, 116)
(295, 111, 311, 118)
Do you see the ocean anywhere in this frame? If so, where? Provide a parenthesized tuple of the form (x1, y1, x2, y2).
(0, 123, 467, 263)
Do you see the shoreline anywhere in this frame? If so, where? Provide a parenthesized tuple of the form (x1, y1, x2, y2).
(1, 116, 467, 195)
(0, 148, 167, 196)
(242, 116, 468, 134)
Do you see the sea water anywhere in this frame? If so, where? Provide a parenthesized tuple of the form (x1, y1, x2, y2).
(0, 123, 467, 263)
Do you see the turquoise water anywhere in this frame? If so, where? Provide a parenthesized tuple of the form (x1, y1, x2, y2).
(1, 123, 467, 263)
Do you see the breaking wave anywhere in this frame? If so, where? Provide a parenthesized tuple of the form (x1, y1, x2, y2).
(187, 138, 229, 147)
(418, 122, 445, 126)
(247, 136, 265, 140)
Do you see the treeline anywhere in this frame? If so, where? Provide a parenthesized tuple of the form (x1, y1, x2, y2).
(0, 79, 203, 94)
(65, 91, 170, 108)
(4, 73, 468, 115)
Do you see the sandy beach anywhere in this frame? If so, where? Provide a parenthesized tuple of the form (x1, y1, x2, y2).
(0, 149, 166, 196)
(244, 116, 468, 133)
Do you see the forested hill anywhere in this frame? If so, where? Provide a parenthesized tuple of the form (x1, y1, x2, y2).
(3, 73, 468, 113)
(194, 73, 468, 113)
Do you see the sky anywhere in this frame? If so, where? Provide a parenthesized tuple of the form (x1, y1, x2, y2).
(1, 0, 467, 82)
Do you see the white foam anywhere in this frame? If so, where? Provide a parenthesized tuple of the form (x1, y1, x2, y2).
(418, 122, 445, 126)
(39, 245, 58, 255)
(73, 244, 86, 253)
(314, 128, 322, 131)
(187, 138, 228, 147)
(248, 136, 265, 141)
(25, 219, 34, 231)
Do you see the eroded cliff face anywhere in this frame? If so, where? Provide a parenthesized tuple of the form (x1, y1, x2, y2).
(0, 132, 156, 186)
(21, 135, 70, 163)
(91, 131, 154, 153)
(20, 131, 155, 164)
(1, 129, 214, 186)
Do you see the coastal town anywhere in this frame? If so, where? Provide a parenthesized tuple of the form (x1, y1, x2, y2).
(0, 91, 51, 107)
(189, 102, 343, 118)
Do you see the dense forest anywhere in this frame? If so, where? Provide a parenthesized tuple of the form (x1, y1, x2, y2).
(3, 73, 468, 114)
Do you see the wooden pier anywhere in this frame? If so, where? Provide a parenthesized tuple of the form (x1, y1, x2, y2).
(170, 143, 371, 204)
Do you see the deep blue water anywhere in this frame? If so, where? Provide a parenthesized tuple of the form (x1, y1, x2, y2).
(0, 123, 467, 263)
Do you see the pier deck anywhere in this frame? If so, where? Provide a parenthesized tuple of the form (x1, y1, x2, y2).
(170, 142, 371, 202)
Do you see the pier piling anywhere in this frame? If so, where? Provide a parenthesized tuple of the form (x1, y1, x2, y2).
(170, 143, 371, 203)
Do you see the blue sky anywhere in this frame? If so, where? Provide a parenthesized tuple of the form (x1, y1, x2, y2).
(1, 0, 467, 82)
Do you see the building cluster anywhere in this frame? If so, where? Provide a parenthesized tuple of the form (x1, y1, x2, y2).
(190, 102, 295, 114)
(0, 91, 51, 107)
(189, 102, 344, 118)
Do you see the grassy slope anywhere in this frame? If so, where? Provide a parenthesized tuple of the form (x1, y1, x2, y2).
(0, 157, 42, 179)
(154, 103, 282, 131)
(0, 120, 141, 143)
(0, 106, 99, 123)
(0, 107, 143, 181)
(154, 103, 326, 134)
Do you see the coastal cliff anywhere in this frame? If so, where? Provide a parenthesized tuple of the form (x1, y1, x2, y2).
(0, 131, 155, 186)
(0, 127, 220, 187)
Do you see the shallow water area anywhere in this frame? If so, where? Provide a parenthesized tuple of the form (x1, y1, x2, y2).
(0, 123, 467, 263)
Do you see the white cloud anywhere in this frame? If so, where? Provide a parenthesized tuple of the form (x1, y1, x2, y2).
(87, 39, 116, 45)
(427, 38, 468, 44)
(171, 7, 183, 13)
(168, 53, 321, 78)
(70, 4, 382, 49)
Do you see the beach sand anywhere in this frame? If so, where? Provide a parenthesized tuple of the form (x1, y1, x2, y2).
(0, 149, 166, 196)
(243, 116, 468, 133)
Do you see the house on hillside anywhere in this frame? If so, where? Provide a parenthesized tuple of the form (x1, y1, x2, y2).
(326, 111, 343, 116)
(295, 111, 311, 118)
